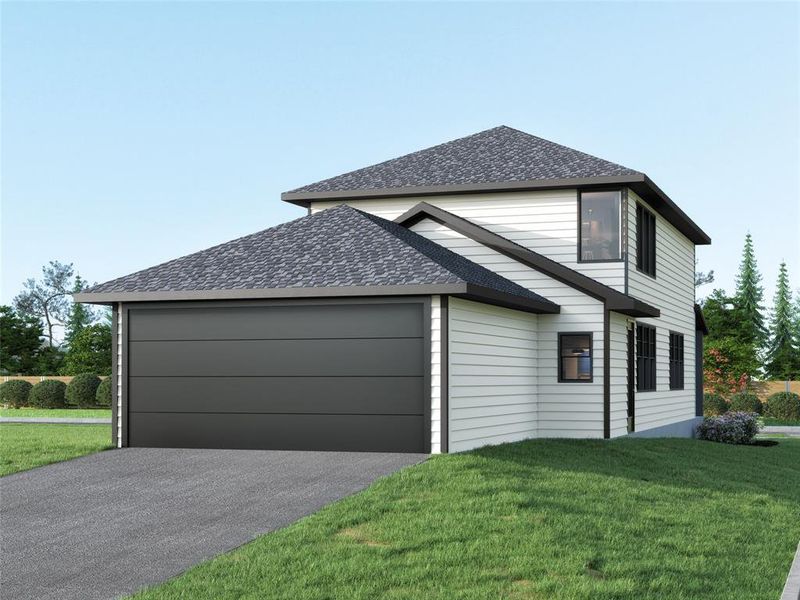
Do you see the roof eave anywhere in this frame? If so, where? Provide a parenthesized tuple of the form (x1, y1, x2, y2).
(72, 284, 470, 305)
(283, 173, 711, 246)
(459, 284, 561, 315)
(73, 282, 559, 315)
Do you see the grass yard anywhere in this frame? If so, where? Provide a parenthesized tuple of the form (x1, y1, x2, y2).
(763, 417, 800, 426)
(131, 438, 800, 600)
(0, 408, 112, 419)
(0, 424, 112, 476)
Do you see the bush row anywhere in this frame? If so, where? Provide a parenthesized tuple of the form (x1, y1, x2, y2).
(0, 375, 112, 409)
(703, 391, 800, 420)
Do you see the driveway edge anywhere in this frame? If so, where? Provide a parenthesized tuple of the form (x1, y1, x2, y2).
(782, 541, 800, 600)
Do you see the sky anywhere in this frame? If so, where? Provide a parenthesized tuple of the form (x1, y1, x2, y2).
(2, 1, 799, 313)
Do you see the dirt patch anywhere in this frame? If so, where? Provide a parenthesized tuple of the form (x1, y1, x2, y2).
(336, 525, 389, 548)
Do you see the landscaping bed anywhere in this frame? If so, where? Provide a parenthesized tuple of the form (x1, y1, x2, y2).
(130, 438, 800, 600)
(0, 424, 112, 476)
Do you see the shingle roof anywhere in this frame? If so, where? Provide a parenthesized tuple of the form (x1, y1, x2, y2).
(286, 126, 640, 195)
(78, 205, 558, 312)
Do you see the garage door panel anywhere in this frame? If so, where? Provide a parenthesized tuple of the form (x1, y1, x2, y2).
(129, 338, 423, 377)
(128, 304, 423, 341)
(129, 376, 425, 415)
(128, 413, 424, 452)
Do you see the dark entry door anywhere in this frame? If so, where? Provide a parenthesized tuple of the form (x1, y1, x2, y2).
(125, 301, 428, 452)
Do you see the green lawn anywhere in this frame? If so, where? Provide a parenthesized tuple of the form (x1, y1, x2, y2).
(0, 408, 112, 419)
(0, 424, 112, 476)
(763, 417, 800, 426)
(131, 438, 800, 600)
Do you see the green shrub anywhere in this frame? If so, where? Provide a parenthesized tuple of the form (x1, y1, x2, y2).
(95, 377, 113, 407)
(29, 379, 67, 408)
(729, 391, 763, 414)
(66, 373, 101, 408)
(0, 380, 33, 408)
(703, 393, 728, 416)
(696, 412, 761, 445)
(764, 392, 800, 421)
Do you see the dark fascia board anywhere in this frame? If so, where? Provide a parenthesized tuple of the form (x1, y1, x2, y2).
(282, 173, 711, 245)
(459, 284, 560, 315)
(74, 282, 560, 315)
(694, 303, 709, 335)
(395, 202, 660, 319)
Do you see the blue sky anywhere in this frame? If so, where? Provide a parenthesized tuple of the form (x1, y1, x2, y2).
(2, 1, 798, 310)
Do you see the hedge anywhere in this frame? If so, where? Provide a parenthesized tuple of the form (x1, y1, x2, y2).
(703, 393, 728, 416)
(764, 392, 800, 421)
(0, 380, 33, 408)
(729, 391, 763, 415)
(96, 377, 113, 407)
(66, 373, 102, 408)
(29, 379, 67, 408)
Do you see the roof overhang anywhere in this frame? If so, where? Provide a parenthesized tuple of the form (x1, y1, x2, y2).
(395, 202, 660, 319)
(283, 173, 710, 245)
(74, 282, 560, 315)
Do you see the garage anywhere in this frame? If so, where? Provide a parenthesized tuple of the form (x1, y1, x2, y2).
(124, 300, 429, 453)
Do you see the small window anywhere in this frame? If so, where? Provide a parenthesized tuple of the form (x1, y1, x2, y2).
(559, 333, 593, 382)
(669, 332, 684, 390)
(636, 324, 656, 391)
(636, 204, 656, 277)
(579, 191, 622, 262)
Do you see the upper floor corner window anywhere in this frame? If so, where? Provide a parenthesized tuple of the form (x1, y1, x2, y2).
(579, 191, 622, 262)
(636, 203, 656, 277)
(559, 333, 593, 382)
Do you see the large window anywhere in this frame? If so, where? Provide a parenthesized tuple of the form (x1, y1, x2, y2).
(559, 333, 593, 382)
(669, 332, 684, 390)
(579, 191, 622, 262)
(636, 324, 656, 391)
(636, 203, 656, 277)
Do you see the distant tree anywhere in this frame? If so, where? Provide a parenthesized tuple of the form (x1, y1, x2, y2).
(0, 305, 44, 374)
(733, 233, 768, 355)
(64, 275, 95, 347)
(695, 259, 715, 288)
(61, 323, 112, 376)
(13, 261, 76, 347)
(34, 346, 66, 375)
(793, 291, 800, 351)
(764, 263, 800, 380)
(702, 289, 760, 382)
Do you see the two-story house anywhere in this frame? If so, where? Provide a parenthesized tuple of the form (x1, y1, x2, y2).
(76, 126, 711, 453)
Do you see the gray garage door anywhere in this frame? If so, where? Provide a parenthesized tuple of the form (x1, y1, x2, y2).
(126, 301, 428, 453)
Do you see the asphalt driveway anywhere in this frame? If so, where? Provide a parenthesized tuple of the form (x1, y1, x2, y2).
(0, 447, 427, 600)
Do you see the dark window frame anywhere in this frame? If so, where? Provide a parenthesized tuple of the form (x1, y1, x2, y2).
(636, 203, 657, 278)
(669, 331, 685, 390)
(636, 324, 657, 392)
(578, 189, 624, 264)
(558, 332, 594, 383)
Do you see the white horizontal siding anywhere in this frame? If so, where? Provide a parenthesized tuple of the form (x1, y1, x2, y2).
(411, 219, 606, 441)
(609, 311, 630, 438)
(627, 189, 697, 432)
(448, 298, 538, 452)
(430, 295, 442, 454)
(311, 190, 625, 290)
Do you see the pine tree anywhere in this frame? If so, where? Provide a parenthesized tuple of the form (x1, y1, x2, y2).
(64, 275, 95, 347)
(764, 262, 800, 380)
(733, 233, 768, 358)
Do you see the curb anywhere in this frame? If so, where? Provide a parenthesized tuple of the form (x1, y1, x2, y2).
(0, 417, 111, 424)
(763, 426, 800, 437)
(783, 541, 800, 600)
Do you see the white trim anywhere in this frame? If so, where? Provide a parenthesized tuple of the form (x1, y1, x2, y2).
(430, 295, 442, 454)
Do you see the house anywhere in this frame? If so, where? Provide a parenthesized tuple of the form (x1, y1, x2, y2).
(75, 126, 711, 454)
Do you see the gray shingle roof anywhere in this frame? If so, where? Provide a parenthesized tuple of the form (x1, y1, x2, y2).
(286, 126, 640, 194)
(80, 205, 557, 311)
